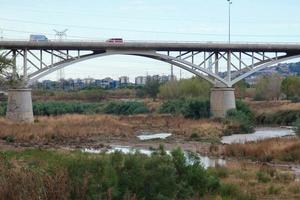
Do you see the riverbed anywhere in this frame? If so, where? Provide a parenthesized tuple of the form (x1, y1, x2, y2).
(221, 127, 295, 144)
(84, 127, 300, 181)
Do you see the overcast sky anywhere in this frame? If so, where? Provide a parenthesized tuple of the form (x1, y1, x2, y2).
(0, 0, 299, 81)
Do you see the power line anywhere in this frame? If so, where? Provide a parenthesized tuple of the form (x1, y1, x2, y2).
(0, 28, 99, 40)
(2, 5, 300, 25)
(1, 17, 300, 39)
(2, 26, 300, 39)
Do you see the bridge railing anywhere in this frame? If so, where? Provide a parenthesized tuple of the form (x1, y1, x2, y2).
(1, 38, 300, 45)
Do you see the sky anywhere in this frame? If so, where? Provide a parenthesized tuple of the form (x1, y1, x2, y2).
(0, 0, 300, 81)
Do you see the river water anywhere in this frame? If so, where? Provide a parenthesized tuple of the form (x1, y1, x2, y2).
(221, 127, 295, 144)
(83, 127, 299, 181)
(84, 145, 226, 169)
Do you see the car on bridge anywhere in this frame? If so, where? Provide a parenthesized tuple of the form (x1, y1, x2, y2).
(106, 38, 123, 43)
(29, 35, 49, 42)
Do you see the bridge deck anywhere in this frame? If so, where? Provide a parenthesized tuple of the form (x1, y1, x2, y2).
(1, 41, 300, 52)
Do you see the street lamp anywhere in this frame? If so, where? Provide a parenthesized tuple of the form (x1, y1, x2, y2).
(227, 0, 232, 44)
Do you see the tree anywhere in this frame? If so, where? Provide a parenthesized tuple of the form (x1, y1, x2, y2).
(159, 77, 211, 100)
(0, 52, 23, 89)
(254, 74, 282, 101)
(281, 76, 300, 101)
(234, 80, 249, 99)
(144, 79, 160, 100)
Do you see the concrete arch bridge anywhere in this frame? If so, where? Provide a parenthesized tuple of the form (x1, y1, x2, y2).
(1, 40, 300, 122)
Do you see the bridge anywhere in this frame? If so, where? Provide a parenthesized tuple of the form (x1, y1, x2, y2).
(1, 40, 300, 122)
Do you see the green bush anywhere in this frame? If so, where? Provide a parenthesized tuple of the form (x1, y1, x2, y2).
(33, 101, 102, 116)
(294, 118, 300, 137)
(0, 101, 103, 116)
(223, 101, 255, 135)
(268, 185, 281, 195)
(224, 109, 254, 135)
(0, 102, 6, 115)
(181, 98, 210, 119)
(158, 98, 210, 119)
(159, 77, 211, 99)
(256, 171, 271, 183)
(236, 100, 255, 122)
(220, 183, 239, 197)
(0, 148, 220, 200)
(256, 110, 300, 125)
(158, 98, 185, 114)
(104, 101, 149, 115)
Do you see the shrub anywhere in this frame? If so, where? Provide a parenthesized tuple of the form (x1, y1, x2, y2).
(158, 98, 210, 119)
(236, 100, 255, 122)
(33, 101, 102, 116)
(0, 148, 220, 200)
(0, 102, 6, 115)
(220, 183, 239, 197)
(159, 77, 211, 100)
(294, 118, 300, 137)
(268, 185, 281, 194)
(208, 167, 229, 178)
(256, 110, 300, 125)
(181, 98, 210, 119)
(1, 135, 15, 143)
(224, 109, 254, 135)
(256, 171, 271, 183)
(33, 88, 107, 101)
(158, 98, 185, 114)
(104, 101, 149, 115)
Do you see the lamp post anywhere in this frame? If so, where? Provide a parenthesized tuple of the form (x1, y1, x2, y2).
(227, 0, 232, 44)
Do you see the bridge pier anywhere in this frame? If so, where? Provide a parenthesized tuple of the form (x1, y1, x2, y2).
(6, 88, 34, 123)
(210, 87, 236, 118)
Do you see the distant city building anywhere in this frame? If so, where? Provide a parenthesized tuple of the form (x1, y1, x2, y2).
(152, 75, 160, 81)
(34, 73, 179, 90)
(135, 76, 147, 85)
(119, 76, 130, 86)
(83, 78, 95, 86)
(74, 78, 84, 89)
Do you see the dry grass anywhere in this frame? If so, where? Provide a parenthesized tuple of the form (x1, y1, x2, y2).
(247, 100, 300, 114)
(218, 161, 300, 200)
(0, 114, 223, 144)
(224, 138, 300, 163)
(0, 156, 70, 200)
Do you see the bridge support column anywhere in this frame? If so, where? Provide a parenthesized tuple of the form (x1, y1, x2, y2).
(210, 87, 236, 118)
(6, 88, 34, 123)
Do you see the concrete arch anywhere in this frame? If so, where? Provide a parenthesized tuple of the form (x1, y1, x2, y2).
(231, 54, 300, 86)
(27, 50, 228, 86)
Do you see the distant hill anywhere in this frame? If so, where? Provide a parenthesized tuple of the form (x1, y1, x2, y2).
(244, 61, 300, 84)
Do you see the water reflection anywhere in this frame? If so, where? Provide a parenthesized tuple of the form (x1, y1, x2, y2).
(221, 127, 295, 144)
(83, 145, 226, 169)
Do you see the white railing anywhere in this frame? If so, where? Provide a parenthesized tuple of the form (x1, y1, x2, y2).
(1, 38, 300, 45)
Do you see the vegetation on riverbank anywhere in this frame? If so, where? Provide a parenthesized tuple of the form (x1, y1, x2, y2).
(104, 101, 149, 115)
(222, 100, 255, 135)
(0, 148, 221, 200)
(211, 162, 300, 200)
(158, 98, 210, 119)
(32, 87, 140, 101)
(0, 114, 223, 144)
(0, 101, 151, 116)
(295, 118, 300, 137)
(224, 138, 300, 163)
(1, 148, 300, 200)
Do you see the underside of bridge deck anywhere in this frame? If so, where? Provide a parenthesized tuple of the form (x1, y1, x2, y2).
(1, 41, 300, 122)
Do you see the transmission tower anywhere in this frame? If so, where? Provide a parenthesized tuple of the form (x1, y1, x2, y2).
(0, 28, 3, 40)
(54, 29, 68, 81)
